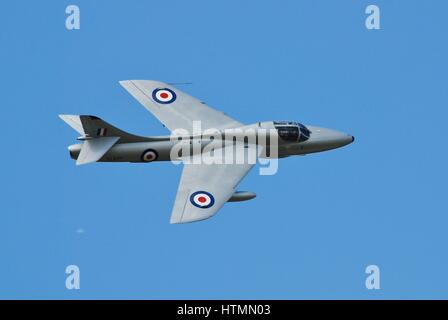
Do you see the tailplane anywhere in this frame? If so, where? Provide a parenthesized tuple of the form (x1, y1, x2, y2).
(59, 115, 147, 165)
(75, 137, 119, 165)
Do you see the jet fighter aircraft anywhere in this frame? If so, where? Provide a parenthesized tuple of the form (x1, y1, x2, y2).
(60, 80, 354, 223)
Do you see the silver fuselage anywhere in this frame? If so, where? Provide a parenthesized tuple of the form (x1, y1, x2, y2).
(68, 121, 354, 162)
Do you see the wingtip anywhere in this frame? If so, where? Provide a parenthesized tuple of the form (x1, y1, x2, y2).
(118, 80, 131, 87)
(119, 80, 163, 87)
(169, 215, 182, 224)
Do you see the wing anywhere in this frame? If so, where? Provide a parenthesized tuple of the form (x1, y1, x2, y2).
(170, 145, 258, 224)
(119, 80, 242, 132)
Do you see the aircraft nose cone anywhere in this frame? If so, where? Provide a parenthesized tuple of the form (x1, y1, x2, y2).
(340, 134, 354, 146)
(305, 126, 355, 150)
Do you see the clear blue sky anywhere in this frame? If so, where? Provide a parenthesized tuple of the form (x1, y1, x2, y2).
(1, 0, 447, 299)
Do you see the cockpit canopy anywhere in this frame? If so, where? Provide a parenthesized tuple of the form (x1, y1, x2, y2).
(274, 121, 311, 142)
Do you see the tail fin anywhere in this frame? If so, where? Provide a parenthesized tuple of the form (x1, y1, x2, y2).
(59, 115, 143, 142)
(59, 115, 141, 165)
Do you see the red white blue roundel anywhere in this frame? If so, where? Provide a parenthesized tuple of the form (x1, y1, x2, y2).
(190, 191, 215, 209)
(141, 149, 158, 162)
(152, 88, 177, 104)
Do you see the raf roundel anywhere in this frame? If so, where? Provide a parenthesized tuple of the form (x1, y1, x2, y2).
(190, 191, 215, 209)
(141, 149, 158, 162)
(152, 88, 177, 104)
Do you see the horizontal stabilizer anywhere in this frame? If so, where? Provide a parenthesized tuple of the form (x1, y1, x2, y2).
(76, 136, 119, 166)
